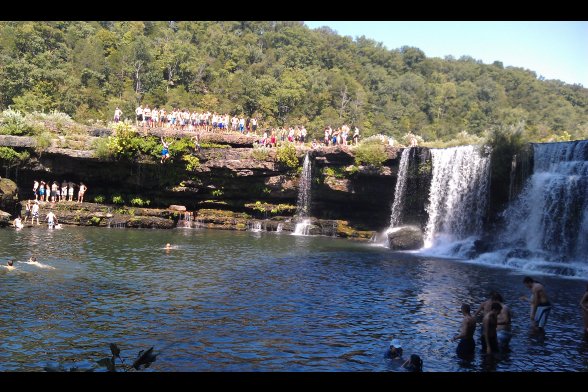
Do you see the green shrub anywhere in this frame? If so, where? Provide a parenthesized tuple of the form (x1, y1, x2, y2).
(354, 142, 387, 167)
(211, 189, 224, 197)
(0, 146, 27, 162)
(0, 108, 28, 135)
(89, 216, 101, 226)
(323, 166, 347, 178)
(252, 146, 270, 161)
(168, 137, 193, 156)
(92, 137, 112, 159)
(34, 131, 53, 154)
(93, 195, 105, 203)
(345, 165, 359, 175)
(276, 143, 299, 169)
(107, 122, 149, 159)
(182, 154, 200, 171)
(112, 195, 124, 204)
(200, 142, 231, 149)
(130, 197, 146, 207)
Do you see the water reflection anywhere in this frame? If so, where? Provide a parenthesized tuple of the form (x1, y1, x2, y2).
(0, 227, 587, 371)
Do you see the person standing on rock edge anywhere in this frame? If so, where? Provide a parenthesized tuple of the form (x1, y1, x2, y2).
(61, 180, 68, 202)
(78, 182, 87, 203)
(68, 182, 75, 202)
(33, 180, 39, 201)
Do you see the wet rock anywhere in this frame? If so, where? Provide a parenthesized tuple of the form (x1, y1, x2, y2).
(0, 210, 11, 227)
(0, 178, 19, 216)
(168, 205, 187, 212)
(387, 225, 424, 250)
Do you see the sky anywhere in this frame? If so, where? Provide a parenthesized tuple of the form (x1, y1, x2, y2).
(304, 21, 588, 87)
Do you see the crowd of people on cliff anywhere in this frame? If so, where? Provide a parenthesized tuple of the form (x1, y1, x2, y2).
(122, 106, 365, 150)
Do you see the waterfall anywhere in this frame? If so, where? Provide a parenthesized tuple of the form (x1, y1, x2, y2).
(495, 141, 588, 270)
(249, 221, 263, 232)
(389, 147, 412, 227)
(424, 145, 491, 251)
(294, 153, 312, 235)
(293, 219, 311, 236)
(177, 212, 193, 228)
(296, 153, 312, 218)
(276, 223, 283, 232)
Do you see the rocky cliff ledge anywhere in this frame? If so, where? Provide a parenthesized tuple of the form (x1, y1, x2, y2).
(2, 132, 435, 236)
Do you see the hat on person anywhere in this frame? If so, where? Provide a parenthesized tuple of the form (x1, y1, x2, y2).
(390, 339, 402, 348)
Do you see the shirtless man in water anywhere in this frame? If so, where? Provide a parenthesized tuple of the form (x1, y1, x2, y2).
(522, 276, 552, 335)
(483, 302, 502, 355)
(452, 303, 476, 358)
(493, 293, 513, 349)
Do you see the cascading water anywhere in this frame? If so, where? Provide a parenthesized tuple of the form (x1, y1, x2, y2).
(177, 212, 193, 228)
(423, 145, 491, 254)
(249, 221, 263, 232)
(478, 140, 588, 277)
(389, 148, 412, 228)
(293, 153, 312, 235)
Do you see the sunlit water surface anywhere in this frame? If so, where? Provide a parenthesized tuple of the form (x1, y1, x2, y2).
(1, 227, 587, 371)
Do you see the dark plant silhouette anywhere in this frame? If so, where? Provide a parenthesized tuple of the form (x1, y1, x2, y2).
(44, 343, 157, 372)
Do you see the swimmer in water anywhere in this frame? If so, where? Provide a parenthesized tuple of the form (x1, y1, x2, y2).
(165, 243, 172, 250)
(4, 260, 15, 271)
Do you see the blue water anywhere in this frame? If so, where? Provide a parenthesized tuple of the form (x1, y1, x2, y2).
(1, 227, 587, 371)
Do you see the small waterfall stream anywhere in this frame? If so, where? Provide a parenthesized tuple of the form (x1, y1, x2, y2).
(293, 153, 312, 235)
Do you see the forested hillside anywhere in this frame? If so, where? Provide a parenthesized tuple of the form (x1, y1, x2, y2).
(1, 21, 587, 142)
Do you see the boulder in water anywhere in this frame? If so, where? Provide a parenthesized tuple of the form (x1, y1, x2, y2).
(0, 210, 11, 227)
(387, 225, 424, 250)
(0, 178, 19, 215)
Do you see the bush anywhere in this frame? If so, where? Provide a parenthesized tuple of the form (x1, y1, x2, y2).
(92, 137, 112, 159)
(182, 155, 200, 171)
(211, 189, 224, 197)
(276, 143, 299, 169)
(107, 122, 143, 159)
(93, 195, 105, 203)
(354, 142, 387, 167)
(130, 197, 148, 207)
(34, 132, 53, 154)
(0, 108, 28, 135)
(112, 195, 124, 204)
(251, 146, 270, 161)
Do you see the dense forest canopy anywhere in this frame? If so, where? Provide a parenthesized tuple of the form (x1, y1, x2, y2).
(0, 21, 586, 142)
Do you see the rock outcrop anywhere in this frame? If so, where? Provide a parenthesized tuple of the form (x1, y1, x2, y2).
(387, 225, 424, 250)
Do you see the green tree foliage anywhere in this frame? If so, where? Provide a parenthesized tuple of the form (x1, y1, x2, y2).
(0, 21, 586, 143)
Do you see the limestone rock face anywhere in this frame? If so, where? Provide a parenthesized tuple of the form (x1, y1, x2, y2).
(387, 225, 424, 250)
(0, 178, 19, 216)
(0, 210, 11, 227)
